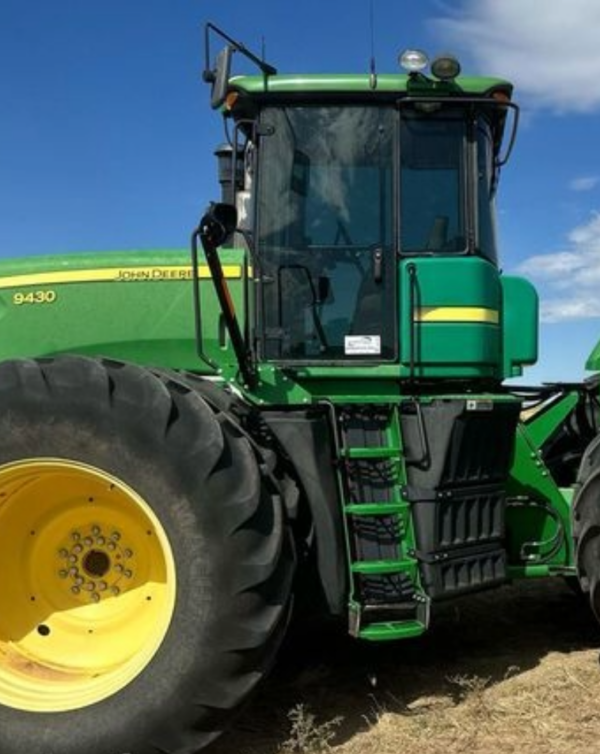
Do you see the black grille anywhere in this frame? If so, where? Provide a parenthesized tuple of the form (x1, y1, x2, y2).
(401, 399, 520, 600)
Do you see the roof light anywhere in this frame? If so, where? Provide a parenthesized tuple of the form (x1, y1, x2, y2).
(399, 49, 429, 73)
(431, 54, 461, 81)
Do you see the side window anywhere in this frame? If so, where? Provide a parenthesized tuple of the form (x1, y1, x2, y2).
(476, 121, 498, 263)
(400, 114, 466, 254)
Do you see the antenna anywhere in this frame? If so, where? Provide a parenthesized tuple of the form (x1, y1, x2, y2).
(369, 0, 377, 90)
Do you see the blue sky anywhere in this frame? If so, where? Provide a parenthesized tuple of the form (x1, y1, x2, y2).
(2, 0, 600, 383)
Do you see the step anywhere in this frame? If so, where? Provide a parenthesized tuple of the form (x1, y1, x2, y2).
(358, 620, 427, 641)
(349, 601, 429, 641)
(351, 558, 416, 575)
(341, 447, 401, 459)
(344, 502, 408, 516)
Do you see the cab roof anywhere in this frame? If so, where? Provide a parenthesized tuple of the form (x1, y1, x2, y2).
(229, 73, 513, 101)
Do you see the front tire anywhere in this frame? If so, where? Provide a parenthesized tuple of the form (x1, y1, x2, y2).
(0, 356, 293, 754)
(573, 433, 600, 618)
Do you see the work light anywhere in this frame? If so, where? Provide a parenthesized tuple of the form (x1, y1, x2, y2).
(431, 54, 461, 81)
(399, 49, 429, 73)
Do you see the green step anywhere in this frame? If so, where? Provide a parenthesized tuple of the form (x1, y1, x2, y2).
(359, 620, 426, 641)
(344, 502, 407, 515)
(351, 558, 416, 574)
(341, 447, 401, 459)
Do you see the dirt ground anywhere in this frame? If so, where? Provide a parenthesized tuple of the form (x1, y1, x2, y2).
(210, 579, 600, 754)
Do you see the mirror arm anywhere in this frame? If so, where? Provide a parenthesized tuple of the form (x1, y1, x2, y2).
(203, 22, 277, 82)
(198, 205, 257, 387)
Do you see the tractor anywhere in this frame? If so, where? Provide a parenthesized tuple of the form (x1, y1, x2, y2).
(0, 22, 598, 754)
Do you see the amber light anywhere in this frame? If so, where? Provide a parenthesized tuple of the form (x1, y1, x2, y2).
(224, 92, 239, 110)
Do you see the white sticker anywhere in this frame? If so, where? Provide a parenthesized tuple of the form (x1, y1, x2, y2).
(344, 335, 381, 355)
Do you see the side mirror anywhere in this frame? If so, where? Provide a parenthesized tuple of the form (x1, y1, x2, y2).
(200, 202, 238, 247)
(210, 46, 234, 109)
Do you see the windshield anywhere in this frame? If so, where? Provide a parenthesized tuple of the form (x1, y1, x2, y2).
(257, 106, 396, 361)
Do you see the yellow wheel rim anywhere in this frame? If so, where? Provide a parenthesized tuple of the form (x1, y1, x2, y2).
(0, 459, 176, 712)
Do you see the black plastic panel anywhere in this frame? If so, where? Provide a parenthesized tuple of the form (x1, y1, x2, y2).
(411, 484, 505, 553)
(401, 399, 520, 600)
(420, 547, 507, 598)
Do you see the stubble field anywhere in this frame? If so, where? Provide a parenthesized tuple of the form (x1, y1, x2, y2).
(211, 579, 600, 754)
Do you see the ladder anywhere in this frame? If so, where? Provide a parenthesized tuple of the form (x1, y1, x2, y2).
(335, 404, 429, 640)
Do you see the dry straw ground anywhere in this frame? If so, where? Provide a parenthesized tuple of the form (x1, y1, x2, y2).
(211, 579, 600, 754)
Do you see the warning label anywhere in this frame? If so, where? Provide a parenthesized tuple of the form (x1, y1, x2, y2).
(344, 335, 381, 355)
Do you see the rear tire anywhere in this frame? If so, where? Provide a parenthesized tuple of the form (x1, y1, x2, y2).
(0, 356, 294, 754)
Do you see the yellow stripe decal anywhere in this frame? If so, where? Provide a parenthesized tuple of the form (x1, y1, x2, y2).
(0, 265, 242, 289)
(415, 307, 500, 324)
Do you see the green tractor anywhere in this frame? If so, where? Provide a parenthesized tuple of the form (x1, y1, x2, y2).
(0, 23, 598, 754)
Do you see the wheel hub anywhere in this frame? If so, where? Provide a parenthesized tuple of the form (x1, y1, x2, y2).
(0, 458, 176, 712)
(57, 525, 134, 601)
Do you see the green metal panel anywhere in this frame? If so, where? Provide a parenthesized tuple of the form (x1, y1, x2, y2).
(586, 339, 600, 371)
(404, 323, 500, 376)
(523, 391, 579, 450)
(0, 248, 246, 373)
(501, 275, 539, 377)
(506, 422, 573, 575)
(399, 257, 502, 378)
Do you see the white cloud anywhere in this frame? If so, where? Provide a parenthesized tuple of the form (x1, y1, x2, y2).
(435, 0, 600, 112)
(518, 251, 585, 279)
(568, 212, 600, 248)
(517, 212, 600, 321)
(569, 176, 599, 192)
(541, 298, 600, 323)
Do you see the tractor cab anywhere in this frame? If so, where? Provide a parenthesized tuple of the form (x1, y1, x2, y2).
(201, 28, 538, 385)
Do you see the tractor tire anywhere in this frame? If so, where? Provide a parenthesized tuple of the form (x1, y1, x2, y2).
(573, 432, 600, 616)
(0, 356, 294, 754)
